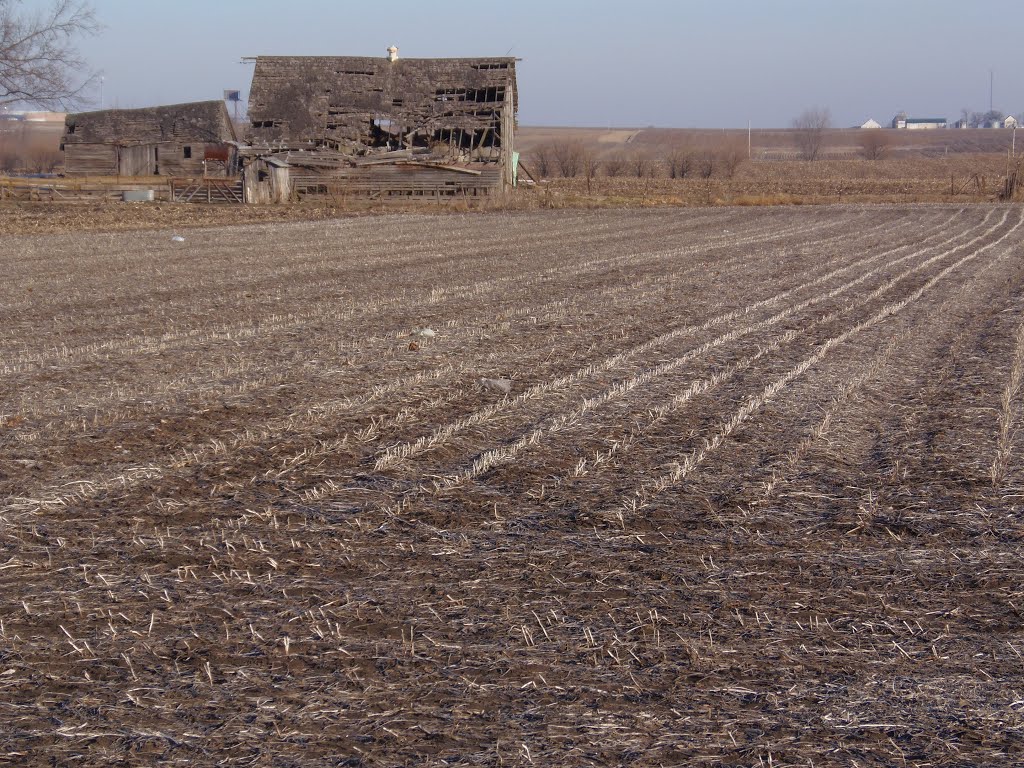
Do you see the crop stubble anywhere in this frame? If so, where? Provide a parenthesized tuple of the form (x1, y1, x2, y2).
(1, 205, 1023, 766)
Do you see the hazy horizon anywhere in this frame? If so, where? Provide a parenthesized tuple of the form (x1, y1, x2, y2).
(68, 0, 1024, 128)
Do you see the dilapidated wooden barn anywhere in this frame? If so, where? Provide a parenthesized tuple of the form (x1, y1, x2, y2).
(61, 101, 237, 177)
(244, 49, 518, 198)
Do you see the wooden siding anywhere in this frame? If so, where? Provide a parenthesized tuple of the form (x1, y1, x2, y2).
(62, 101, 237, 177)
(248, 56, 516, 146)
(63, 144, 118, 176)
(246, 55, 517, 188)
(290, 164, 502, 198)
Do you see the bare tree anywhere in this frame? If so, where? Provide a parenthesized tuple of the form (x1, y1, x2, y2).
(553, 140, 584, 178)
(22, 138, 61, 172)
(0, 136, 17, 173)
(632, 151, 655, 178)
(665, 145, 695, 179)
(603, 152, 627, 178)
(532, 143, 554, 178)
(960, 108, 1005, 128)
(582, 148, 600, 193)
(717, 138, 747, 179)
(792, 106, 831, 161)
(859, 129, 891, 160)
(0, 0, 100, 109)
(697, 150, 715, 179)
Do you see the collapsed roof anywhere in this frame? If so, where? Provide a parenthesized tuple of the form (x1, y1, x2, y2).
(246, 55, 518, 153)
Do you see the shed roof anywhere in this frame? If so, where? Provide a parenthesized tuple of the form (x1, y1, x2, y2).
(64, 101, 236, 145)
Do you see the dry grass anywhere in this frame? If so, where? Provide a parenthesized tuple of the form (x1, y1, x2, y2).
(2, 205, 1024, 766)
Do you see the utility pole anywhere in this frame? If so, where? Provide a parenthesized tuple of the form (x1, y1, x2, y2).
(748, 120, 752, 159)
(990, 69, 994, 113)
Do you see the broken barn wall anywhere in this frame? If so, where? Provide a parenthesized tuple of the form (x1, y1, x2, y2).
(247, 56, 517, 162)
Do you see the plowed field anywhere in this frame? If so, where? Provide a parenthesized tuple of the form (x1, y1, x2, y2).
(2, 206, 1023, 766)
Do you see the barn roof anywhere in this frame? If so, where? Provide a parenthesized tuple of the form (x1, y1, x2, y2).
(246, 55, 518, 146)
(63, 100, 236, 145)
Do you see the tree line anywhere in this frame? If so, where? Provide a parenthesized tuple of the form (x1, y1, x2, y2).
(526, 138, 750, 183)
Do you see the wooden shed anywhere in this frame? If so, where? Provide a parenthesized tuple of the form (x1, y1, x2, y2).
(244, 49, 518, 197)
(61, 101, 238, 177)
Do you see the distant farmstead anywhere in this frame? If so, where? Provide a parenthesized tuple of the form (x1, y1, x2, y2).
(61, 101, 237, 176)
(242, 48, 519, 200)
(891, 112, 947, 130)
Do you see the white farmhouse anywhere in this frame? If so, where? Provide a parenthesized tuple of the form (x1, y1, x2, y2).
(860, 118, 882, 129)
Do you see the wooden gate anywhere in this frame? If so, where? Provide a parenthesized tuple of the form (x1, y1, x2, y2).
(171, 178, 243, 204)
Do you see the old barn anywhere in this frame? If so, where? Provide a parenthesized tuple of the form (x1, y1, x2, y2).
(61, 101, 237, 177)
(243, 48, 518, 200)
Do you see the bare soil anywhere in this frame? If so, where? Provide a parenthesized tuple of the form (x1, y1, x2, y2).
(2, 206, 1024, 766)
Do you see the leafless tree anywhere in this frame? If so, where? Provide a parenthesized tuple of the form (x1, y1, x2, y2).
(22, 139, 61, 172)
(0, 136, 18, 172)
(792, 106, 831, 161)
(0, 1, 100, 109)
(717, 138, 747, 179)
(859, 129, 891, 160)
(553, 140, 584, 178)
(532, 143, 554, 178)
(603, 152, 627, 177)
(632, 151, 655, 178)
(665, 145, 696, 179)
(582, 148, 600, 193)
(961, 107, 1005, 129)
(697, 150, 715, 179)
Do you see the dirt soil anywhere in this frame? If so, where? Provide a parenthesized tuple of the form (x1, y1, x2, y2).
(2, 206, 1024, 766)
(0, 201, 361, 236)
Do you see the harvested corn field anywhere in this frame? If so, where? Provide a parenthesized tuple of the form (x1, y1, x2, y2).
(2, 205, 1024, 766)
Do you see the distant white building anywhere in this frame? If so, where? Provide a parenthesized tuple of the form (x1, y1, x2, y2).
(892, 112, 946, 130)
(1005, 116, 1019, 129)
(860, 118, 882, 129)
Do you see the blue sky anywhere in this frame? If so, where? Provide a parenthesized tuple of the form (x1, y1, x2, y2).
(72, 0, 1024, 127)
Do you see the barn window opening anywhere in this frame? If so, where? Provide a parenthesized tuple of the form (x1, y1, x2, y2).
(183, 146, 192, 159)
(436, 88, 467, 102)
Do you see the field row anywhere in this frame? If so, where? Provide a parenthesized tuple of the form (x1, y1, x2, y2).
(2, 206, 1024, 766)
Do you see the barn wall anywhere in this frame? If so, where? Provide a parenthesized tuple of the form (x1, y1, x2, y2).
(248, 57, 516, 146)
(63, 144, 118, 175)
(501, 89, 516, 189)
(156, 142, 214, 177)
(62, 101, 237, 177)
(118, 145, 156, 176)
(288, 164, 502, 198)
